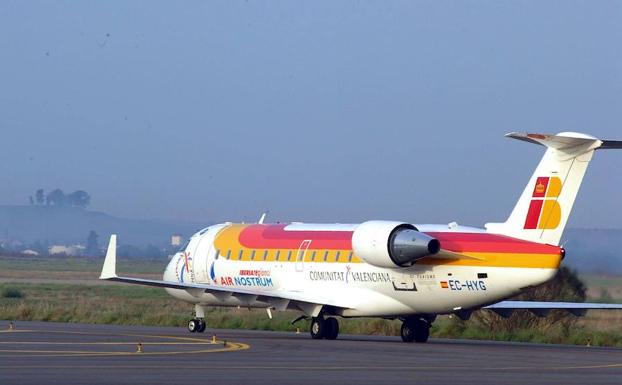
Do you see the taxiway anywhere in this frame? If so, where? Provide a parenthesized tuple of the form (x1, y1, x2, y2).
(1, 321, 621, 385)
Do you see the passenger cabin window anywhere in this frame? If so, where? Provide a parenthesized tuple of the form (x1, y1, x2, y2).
(287, 250, 292, 261)
(250, 250, 256, 260)
(275, 250, 281, 261)
(335, 251, 340, 262)
(311, 251, 317, 262)
(226, 250, 231, 260)
(263, 250, 268, 261)
(238, 249, 244, 260)
(347, 251, 353, 262)
(323, 250, 329, 262)
(215, 249, 220, 260)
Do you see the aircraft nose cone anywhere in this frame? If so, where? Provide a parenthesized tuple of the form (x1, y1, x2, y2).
(163, 256, 178, 281)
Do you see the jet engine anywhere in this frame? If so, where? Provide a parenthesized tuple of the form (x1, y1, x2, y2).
(351, 220, 440, 268)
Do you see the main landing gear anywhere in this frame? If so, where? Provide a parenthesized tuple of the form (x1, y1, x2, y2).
(310, 317, 339, 340)
(400, 317, 430, 343)
(188, 318, 206, 333)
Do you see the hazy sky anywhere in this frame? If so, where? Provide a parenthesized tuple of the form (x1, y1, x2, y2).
(1, 1, 621, 228)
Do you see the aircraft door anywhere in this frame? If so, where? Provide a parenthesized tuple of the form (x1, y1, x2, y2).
(295, 240, 311, 272)
(196, 224, 229, 284)
(182, 236, 201, 283)
(392, 273, 417, 292)
(194, 234, 214, 283)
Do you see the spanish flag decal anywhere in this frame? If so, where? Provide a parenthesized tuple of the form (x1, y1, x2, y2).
(440, 281, 449, 289)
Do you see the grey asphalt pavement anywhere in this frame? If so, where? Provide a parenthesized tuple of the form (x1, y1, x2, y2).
(1, 321, 621, 385)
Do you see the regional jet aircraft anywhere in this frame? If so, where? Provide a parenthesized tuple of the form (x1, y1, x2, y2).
(100, 132, 622, 342)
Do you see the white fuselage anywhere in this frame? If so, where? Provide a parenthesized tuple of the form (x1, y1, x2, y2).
(163, 223, 558, 318)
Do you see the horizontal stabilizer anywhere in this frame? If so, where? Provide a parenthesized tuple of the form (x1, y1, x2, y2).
(485, 300, 622, 317)
(600, 140, 622, 149)
(505, 132, 622, 151)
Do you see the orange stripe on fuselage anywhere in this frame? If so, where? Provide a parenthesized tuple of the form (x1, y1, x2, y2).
(212, 224, 563, 269)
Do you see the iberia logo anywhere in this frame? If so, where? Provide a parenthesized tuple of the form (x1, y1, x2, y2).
(523, 176, 562, 230)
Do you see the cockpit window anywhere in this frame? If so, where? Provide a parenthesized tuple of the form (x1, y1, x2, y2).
(198, 227, 210, 235)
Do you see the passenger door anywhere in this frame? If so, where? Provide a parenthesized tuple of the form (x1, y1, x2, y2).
(295, 240, 311, 273)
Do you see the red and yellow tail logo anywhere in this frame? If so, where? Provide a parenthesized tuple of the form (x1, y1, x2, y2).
(524, 176, 562, 229)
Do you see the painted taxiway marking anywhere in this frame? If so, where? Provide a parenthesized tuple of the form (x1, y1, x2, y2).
(0, 329, 249, 357)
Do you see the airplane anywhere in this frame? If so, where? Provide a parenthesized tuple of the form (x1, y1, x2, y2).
(100, 132, 622, 343)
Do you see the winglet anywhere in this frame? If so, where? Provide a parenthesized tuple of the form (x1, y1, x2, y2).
(99, 234, 117, 279)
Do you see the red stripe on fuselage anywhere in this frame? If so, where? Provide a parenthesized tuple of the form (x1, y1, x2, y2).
(426, 232, 560, 254)
(239, 224, 352, 249)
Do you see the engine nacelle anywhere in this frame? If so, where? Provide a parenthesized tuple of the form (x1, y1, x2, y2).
(352, 220, 441, 268)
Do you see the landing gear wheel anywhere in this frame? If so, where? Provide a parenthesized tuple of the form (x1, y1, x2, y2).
(197, 319, 207, 333)
(310, 317, 325, 339)
(401, 318, 430, 343)
(413, 319, 430, 343)
(188, 319, 199, 333)
(324, 317, 339, 340)
(400, 320, 415, 342)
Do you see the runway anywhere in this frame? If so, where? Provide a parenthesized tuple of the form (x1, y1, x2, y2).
(1, 321, 621, 385)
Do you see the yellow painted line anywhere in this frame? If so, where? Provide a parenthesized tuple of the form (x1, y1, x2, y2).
(0, 342, 226, 345)
(0, 329, 249, 357)
(0, 329, 36, 333)
(0, 342, 249, 357)
(5, 329, 225, 343)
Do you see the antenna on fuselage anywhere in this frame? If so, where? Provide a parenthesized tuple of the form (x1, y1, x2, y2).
(258, 211, 268, 224)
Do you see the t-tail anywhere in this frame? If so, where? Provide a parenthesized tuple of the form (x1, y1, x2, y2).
(486, 132, 622, 246)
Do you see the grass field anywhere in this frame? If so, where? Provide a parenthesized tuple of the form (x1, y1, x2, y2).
(0, 255, 165, 275)
(1, 255, 621, 346)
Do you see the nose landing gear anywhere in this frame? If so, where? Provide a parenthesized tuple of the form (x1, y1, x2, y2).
(188, 304, 207, 333)
(188, 318, 206, 333)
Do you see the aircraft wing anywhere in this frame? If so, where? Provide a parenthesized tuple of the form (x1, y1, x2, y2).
(99, 235, 355, 316)
(484, 300, 622, 317)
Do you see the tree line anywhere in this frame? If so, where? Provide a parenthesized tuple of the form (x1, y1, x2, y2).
(29, 188, 91, 208)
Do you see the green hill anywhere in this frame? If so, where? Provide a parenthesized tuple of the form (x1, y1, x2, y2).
(0, 205, 203, 247)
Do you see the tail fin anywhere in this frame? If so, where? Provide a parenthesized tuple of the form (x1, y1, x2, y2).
(486, 132, 622, 245)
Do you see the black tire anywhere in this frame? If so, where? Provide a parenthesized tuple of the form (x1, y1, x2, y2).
(188, 319, 198, 333)
(197, 319, 207, 333)
(413, 319, 430, 343)
(310, 317, 325, 339)
(324, 318, 339, 340)
(400, 320, 415, 342)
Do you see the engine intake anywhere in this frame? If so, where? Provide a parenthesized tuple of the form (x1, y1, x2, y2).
(352, 221, 440, 268)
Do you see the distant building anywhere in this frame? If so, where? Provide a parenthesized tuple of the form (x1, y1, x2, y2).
(171, 234, 183, 247)
(49, 244, 85, 256)
(21, 249, 39, 256)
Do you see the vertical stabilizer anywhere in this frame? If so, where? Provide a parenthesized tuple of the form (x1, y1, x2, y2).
(486, 132, 621, 245)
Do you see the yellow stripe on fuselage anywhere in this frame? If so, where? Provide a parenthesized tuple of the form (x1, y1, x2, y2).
(416, 252, 561, 269)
